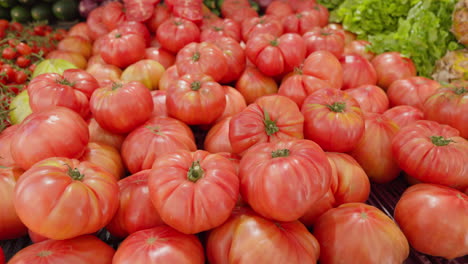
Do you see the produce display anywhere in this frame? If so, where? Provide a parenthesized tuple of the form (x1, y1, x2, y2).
(0, 0, 467, 263)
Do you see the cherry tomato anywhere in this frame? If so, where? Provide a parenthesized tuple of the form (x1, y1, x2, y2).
(16, 56, 31, 68)
(2, 47, 17, 60)
(0, 19, 9, 31)
(16, 42, 32, 56)
(9, 22, 23, 32)
(14, 70, 27, 84)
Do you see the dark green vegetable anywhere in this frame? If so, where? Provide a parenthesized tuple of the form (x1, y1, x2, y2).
(317, 0, 345, 10)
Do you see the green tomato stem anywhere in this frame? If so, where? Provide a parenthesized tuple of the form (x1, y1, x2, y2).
(271, 149, 290, 158)
(431, 136, 454, 146)
(187, 161, 204, 182)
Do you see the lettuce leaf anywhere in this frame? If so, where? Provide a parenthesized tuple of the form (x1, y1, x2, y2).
(317, 0, 345, 10)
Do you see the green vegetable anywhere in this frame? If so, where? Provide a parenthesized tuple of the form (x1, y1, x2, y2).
(368, 0, 462, 77)
(317, 0, 345, 10)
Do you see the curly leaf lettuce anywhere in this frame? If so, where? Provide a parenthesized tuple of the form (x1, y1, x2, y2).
(317, 0, 345, 10)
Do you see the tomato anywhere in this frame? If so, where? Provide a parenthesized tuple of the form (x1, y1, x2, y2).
(340, 54, 377, 90)
(207, 37, 246, 84)
(32, 58, 78, 78)
(88, 118, 126, 151)
(383, 105, 425, 128)
(246, 33, 306, 77)
(314, 203, 409, 264)
(0, 166, 27, 240)
(14, 158, 119, 240)
(215, 85, 247, 123)
(156, 17, 200, 54)
(392, 120, 468, 189)
(166, 0, 203, 22)
(350, 113, 400, 183)
(423, 86, 468, 138)
(46, 50, 87, 69)
(371, 52, 417, 90)
(265, 0, 294, 19)
(27, 70, 98, 118)
(166, 74, 226, 125)
(299, 189, 335, 227)
(87, 7, 109, 40)
(283, 11, 321, 35)
(90, 81, 153, 134)
(8, 90, 32, 125)
(147, 3, 171, 33)
(118, 21, 152, 47)
(86, 63, 122, 85)
(236, 66, 277, 104)
(206, 207, 320, 264)
(229, 95, 304, 155)
(150, 90, 167, 117)
(124, 0, 158, 23)
(176, 42, 228, 82)
(112, 226, 204, 263)
(2, 46, 17, 60)
(15, 56, 30, 68)
(145, 47, 176, 69)
(346, 84, 389, 114)
(0, 125, 17, 167)
(323, 23, 356, 44)
(0, 64, 15, 83)
(11, 107, 89, 170)
(302, 88, 365, 152)
(121, 116, 196, 174)
(344, 40, 375, 61)
(302, 26, 345, 58)
(394, 184, 468, 259)
(201, 18, 241, 42)
(68, 22, 92, 41)
(8, 235, 115, 264)
(303, 50, 343, 89)
(121, 60, 165, 90)
(387, 76, 440, 110)
(80, 142, 124, 180)
(148, 150, 239, 234)
(221, 0, 258, 24)
(101, 1, 127, 31)
(107, 170, 164, 238)
(101, 29, 146, 69)
(57, 36, 92, 59)
(204, 116, 233, 153)
(28, 229, 49, 243)
(241, 15, 283, 42)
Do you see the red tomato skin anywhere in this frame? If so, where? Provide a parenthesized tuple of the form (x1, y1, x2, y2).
(383, 105, 425, 128)
(57, 36, 92, 59)
(8, 235, 115, 264)
(156, 17, 200, 54)
(101, 1, 127, 31)
(302, 88, 365, 152)
(11, 107, 89, 170)
(303, 50, 343, 90)
(150, 90, 168, 117)
(206, 207, 320, 264)
(371, 52, 417, 90)
(68, 22, 92, 42)
(229, 95, 304, 155)
(206, 37, 246, 84)
(240, 139, 332, 221)
(303, 26, 345, 58)
(166, 74, 226, 125)
(344, 40, 375, 60)
(79, 142, 125, 180)
(283, 11, 321, 35)
(340, 54, 377, 90)
(14, 158, 119, 240)
(112, 226, 205, 264)
(90, 81, 154, 134)
(241, 15, 283, 42)
(313, 203, 409, 264)
(265, 0, 294, 19)
(118, 21, 152, 47)
(299, 189, 336, 227)
(201, 18, 241, 42)
(87, 7, 110, 40)
(147, 3, 172, 33)
(394, 184, 468, 259)
(107, 170, 165, 238)
(121, 116, 196, 174)
(101, 30, 147, 69)
(350, 113, 401, 183)
(159, 65, 180, 91)
(221, 0, 258, 24)
(205, 116, 234, 153)
(0, 167, 27, 240)
(46, 51, 88, 70)
(346, 84, 389, 114)
(0, 125, 18, 167)
(123, 0, 158, 23)
(235, 65, 278, 104)
(145, 47, 176, 69)
(215, 85, 247, 123)
(392, 120, 468, 190)
(387, 76, 440, 109)
(148, 150, 239, 234)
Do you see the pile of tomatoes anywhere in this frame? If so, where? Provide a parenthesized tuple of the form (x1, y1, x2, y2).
(0, 0, 467, 263)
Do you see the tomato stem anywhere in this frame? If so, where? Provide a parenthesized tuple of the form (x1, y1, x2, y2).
(213, 26, 223, 32)
(192, 52, 200, 62)
(453, 87, 467, 95)
(115, 33, 122, 38)
(37, 251, 53, 257)
(326, 102, 346, 112)
(271, 149, 290, 158)
(112, 82, 123, 90)
(56, 78, 75, 87)
(65, 164, 84, 181)
(294, 66, 303, 75)
(270, 39, 279, 47)
(146, 125, 163, 136)
(263, 110, 279, 136)
(191, 81, 201, 91)
(431, 136, 454, 146)
(187, 161, 204, 182)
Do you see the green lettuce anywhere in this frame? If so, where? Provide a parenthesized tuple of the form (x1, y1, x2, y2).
(317, 0, 345, 10)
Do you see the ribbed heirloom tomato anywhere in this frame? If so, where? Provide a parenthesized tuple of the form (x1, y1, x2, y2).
(206, 37, 246, 84)
(387, 76, 440, 110)
(121, 59, 165, 90)
(235, 65, 278, 104)
(303, 26, 345, 58)
(156, 17, 200, 54)
(205, 117, 234, 153)
(383, 105, 425, 128)
(80, 142, 125, 180)
(0, 167, 27, 240)
(0, 125, 18, 167)
(346, 85, 389, 113)
(100, 28, 146, 68)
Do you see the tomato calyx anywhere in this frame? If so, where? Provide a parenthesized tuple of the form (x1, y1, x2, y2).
(263, 110, 279, 136)
(453, 87, 467, 95)
(326, 102, 346, 113)
(56, 78, 75, 87)
(294, 66, 303, 75)
(146, 126, 164, 136)
(37, 250, 53, 257)
(112, 82, 123, 90)
(65, 164, 85, 181)
(191, 81, 201, 91)
(192, 52, 201, 62)
(430, 136, 454, 146)
(296, 14, 303, 18)
(213, 26, 223, 32)
(187, 161, 204, 182)
(271, 149, 290, 158)
(270, 39, 279, 47)
(360, 212, 368, 219)
(115, 33, 122, 39)
(174, 21, 183, 26)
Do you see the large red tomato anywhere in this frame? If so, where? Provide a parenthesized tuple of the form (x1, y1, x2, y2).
(86, 63, 122, 85)
(205, 116, 233, 153)
(314, 203, 409, 264)
(176, 42, 228, 82)
(100, 29, 147, 68)
(240, 139, 331, 221)
(159, 65, 180, 91)
(156, 17, 200, 54)
(0, 166, 27, 240)
(101, 1, 127, 31)
(344, 40, 375, 60)
(57, 36, 92, 59)
(229, 95, 304, 155)
(340, 54, 377, 90)
(346, 84, 389, 113)
(90, 81, 153, 134)
(80, 142, 125, 180)
(392, 120, 468, 189)
(206, 207, 320, 264)
(303, 26, 345, 58)
(46, 50, 87, 69)
(68, 22, 92, 42)
(88, 118, 126, 151)
(148, 150, 239, 234)
(11, 107, 89, 170)
(235, 65, 278, 104)
(394, 184, 468, 259)
(265, 0, 294, 19)
(107, 170, 164, 238)
(145, 47, 175, 69)
(350, 113, 400, 183)
(387, 76, 440, 109)
(8, 235, 115, 264)
(246, 33, 306, 77)
(215, 86, 247, 123)
(117, 21, 152, 49)
(241, 15, 283, 42)
(302, 88, 365, 152)
(201, 18, 241, 42)
(221, 0, 258, 24)
(147, 3, 172, 33)
(166, 0, 203, 22)
(121, 59, 165, 90)
(0, 125, 18, 167)
(383, 105, 425, 128)
(150, 90, 168, 117)
(371, 52, 417, 90)
(424, 86, 468, 138)
(112, 226, 205, 264)
(283, 11, 321, 35)
(14, 158, 119, 240)
(166, 74, 226, 125)
(299, 189, 335, 227)
(207, 37, 246, 84)
(123, 0, 159, 23)
(86, 7, 109, 40)
(121, 116, 197, 174)
(303, 50, 343, 89)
